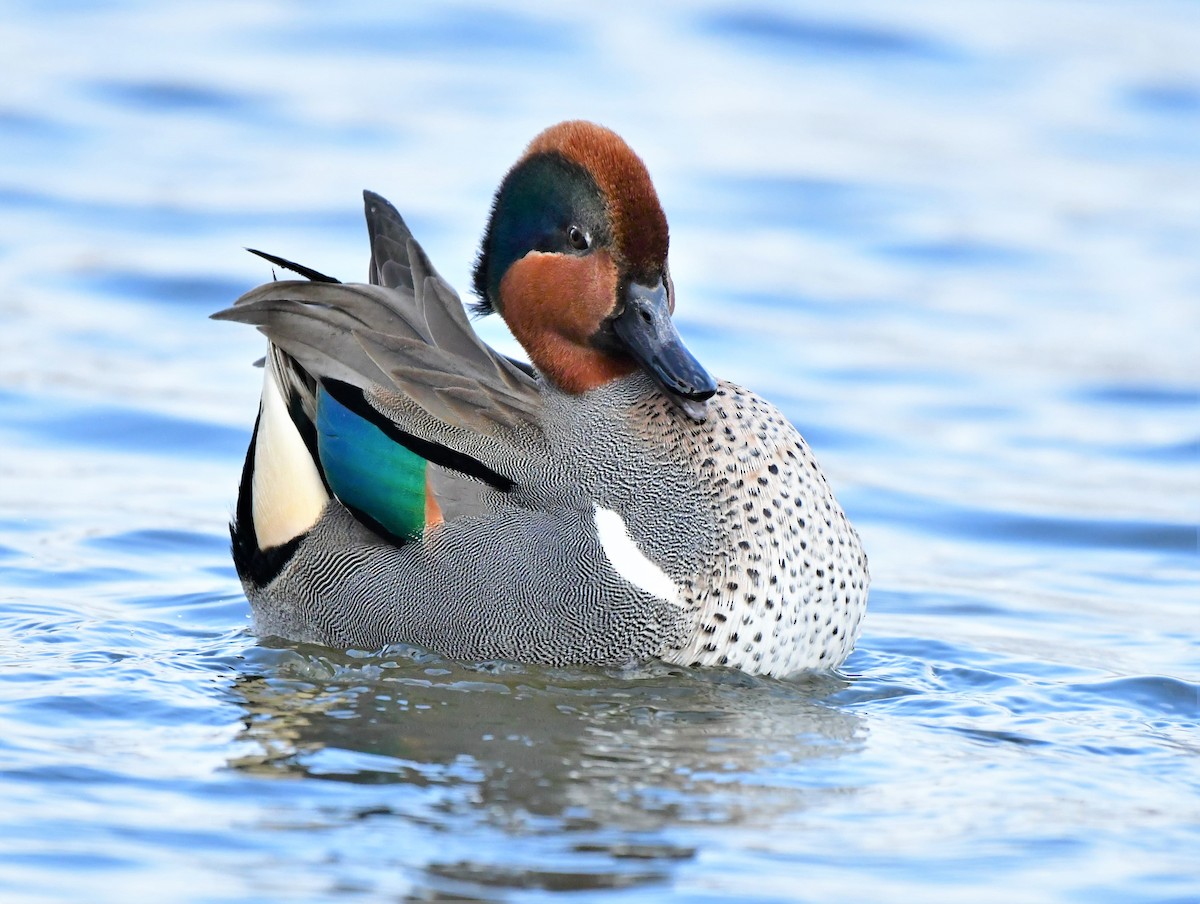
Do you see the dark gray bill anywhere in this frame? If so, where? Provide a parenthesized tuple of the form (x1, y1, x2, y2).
(612, 278, 717, 422)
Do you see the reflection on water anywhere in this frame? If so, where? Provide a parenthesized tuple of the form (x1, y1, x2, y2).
(230, 645, 860, 823)
(2, 0, 1198, 901)
(222, 647, 863, 893)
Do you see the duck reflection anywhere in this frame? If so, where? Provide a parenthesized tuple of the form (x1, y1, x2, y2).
(225, 642, 865, 892)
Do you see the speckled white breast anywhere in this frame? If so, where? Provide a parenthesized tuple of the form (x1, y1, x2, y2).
(660, 382, 869, 675)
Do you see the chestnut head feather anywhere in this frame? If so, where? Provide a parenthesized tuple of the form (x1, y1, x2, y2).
(472, 121, 668, 313)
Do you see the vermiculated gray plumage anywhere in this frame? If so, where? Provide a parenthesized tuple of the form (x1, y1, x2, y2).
(214, 190, 868, 676)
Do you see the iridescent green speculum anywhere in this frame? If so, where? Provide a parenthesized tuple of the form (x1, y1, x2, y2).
(316, 385, 428, 540)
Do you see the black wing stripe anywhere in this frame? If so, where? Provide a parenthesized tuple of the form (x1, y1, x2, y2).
(246, 248, 341, 284)
(320, 378, 516, 492)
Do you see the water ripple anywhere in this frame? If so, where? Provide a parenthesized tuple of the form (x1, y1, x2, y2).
(863, 486, 1197, 553)
(703, 11, 960, 62)
(3, 2, 1199, 901)
(1, 391, 247, 459)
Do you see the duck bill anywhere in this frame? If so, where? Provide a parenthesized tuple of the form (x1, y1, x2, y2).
(612, 278, 717, 422)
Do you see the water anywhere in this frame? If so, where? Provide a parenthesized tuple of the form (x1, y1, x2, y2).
(2, 1, 1198, 901)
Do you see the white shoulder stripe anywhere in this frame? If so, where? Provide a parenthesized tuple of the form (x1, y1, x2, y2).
(251, 360, 328, 549)
(592, 504, 680, 604)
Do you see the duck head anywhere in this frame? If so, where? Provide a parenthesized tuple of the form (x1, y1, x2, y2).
(472, 121, 717, 421)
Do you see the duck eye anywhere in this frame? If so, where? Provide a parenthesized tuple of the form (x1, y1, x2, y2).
(567, 225, 589, 252)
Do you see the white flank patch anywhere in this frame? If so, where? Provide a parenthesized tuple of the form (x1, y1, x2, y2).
(251, 363, 328, 549)
(592, 504, 680, 604)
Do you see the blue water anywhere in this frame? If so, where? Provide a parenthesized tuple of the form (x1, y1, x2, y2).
(2, 2, 1198, 901)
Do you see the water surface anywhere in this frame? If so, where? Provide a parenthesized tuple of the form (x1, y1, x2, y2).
(1, 2, 1197, 901)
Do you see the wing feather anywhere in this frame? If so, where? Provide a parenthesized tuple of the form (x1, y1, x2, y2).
(213, 191, 545, 485)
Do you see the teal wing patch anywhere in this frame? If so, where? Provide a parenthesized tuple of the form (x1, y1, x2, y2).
(316, 385, 427, 541)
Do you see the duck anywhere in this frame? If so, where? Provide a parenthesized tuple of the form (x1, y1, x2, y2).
(213, 120, 868, 677)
